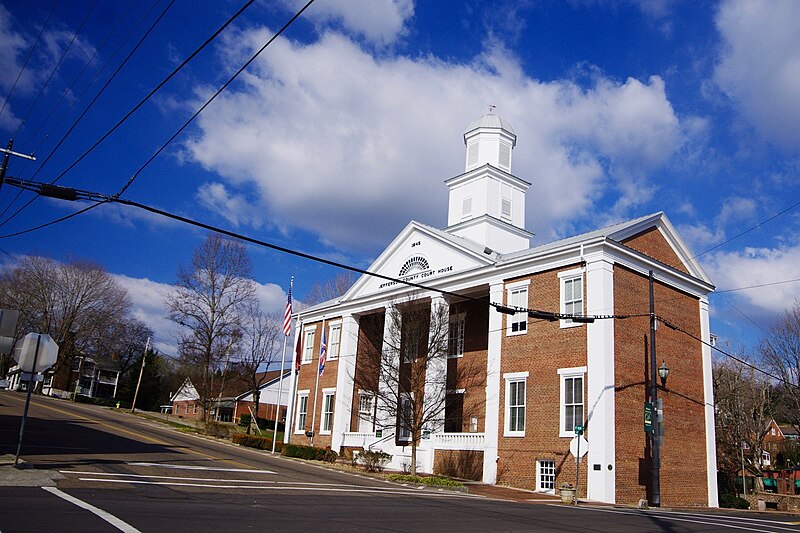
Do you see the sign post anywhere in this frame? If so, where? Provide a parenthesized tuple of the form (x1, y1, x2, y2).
(570, 426, 588, 505)
(12, 333, 59, 465)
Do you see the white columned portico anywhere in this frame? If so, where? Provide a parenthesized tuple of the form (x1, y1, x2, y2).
(377, 304, 399, 433)
(483, 280, 504, 483)
(284, 321, 302, 444)
(700, 297, 719, 507)
(423, 295, 449, 435)
(585, 256, 616, 503)
(332, 314, 358, 452)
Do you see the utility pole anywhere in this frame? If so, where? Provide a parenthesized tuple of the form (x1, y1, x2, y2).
(0, 139, 36, 191)
(649, 270, 661, 507)
(130, 337, 150, 414)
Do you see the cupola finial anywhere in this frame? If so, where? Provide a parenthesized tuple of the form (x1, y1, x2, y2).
(488, 103, 496, 114)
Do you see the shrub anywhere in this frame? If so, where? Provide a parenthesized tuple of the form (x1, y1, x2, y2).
(203, 421, 234, 439)
(386, 474, 464, 488)
(75, 395, 122, 407)
(282, 444, 338, 463)
(232, 432, 282, 452)
(357, 450, 392, 472)
(719, 493, 750, 509)
(238, 414, 285, 433)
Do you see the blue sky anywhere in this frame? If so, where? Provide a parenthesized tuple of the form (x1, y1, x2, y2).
(0, 0, 798, 357)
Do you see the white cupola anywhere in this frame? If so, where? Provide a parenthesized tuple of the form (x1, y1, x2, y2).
(444, 111, 533, 254)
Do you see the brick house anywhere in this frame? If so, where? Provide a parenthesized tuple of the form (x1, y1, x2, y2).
(285, 113, 718, 507)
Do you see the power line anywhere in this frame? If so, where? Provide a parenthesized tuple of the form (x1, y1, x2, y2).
(0, 0, 58, 122)
(13, 0, 99, 139)
(715, 277, 800, 294)
(0, 0, 171, 223)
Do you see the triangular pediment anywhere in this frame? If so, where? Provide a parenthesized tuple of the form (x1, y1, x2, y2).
(610, 212, 712, 285)
(343, 221, 498, 301)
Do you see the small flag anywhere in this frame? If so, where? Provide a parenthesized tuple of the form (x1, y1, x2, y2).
(295, 332, 302, 374)
(282, 280, 293, 336)
(318, 327, 327, 376)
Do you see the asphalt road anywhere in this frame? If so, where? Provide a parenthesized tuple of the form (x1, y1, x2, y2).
(2, 390, 800, 532)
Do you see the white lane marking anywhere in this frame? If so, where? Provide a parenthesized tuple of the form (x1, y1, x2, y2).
(77, 477, 476, 497)
(126, 462, 274, 474)
(63, 471, 375, 488)
(42, 486, 141, 533)
(549, 505, 788, 533)
(635, 508, 800, 527)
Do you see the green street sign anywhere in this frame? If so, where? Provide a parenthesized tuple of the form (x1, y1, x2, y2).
(644, 402, 653, 433)
(574, 425, 584, 435)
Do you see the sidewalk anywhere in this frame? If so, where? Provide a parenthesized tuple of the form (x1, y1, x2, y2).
(0, 454, 62, 487)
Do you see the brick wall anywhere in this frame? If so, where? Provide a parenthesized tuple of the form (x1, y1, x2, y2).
(496, 265, 589, 495)
(613, 265, 709, 506)
(622, 227, 689, 275)
(434, 450, 484, 480)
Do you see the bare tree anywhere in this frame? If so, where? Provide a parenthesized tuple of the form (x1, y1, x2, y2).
(167, 234, 256, 421)
(0, 256, 149, 390)
(303, 271, 356, 306)
(761, 301, 800, 432)
(713, 353, 774, 493)
(235, 304, 282, 427)
(354, 297, 484, 476)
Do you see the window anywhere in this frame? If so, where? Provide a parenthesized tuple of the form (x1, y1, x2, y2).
(328, 323, 341, 360)
(193, 404, 198, 415)
(559, 269, 584, 327)
(321, 389, 335, 434)
(445, 391, 464, 432)
(402, 320, 423, 363)
(302, 329, 315, 363)
(184, 403, 189, 415)
(504, 372, 528, 436)
(295, 391, 309, 433)
(559, 367, 586, 437)
(398, 394, 413, 441)
(536, 460, 556, 493)
(358, 392, 375, 434)
(448, 314, 465, 358)
(506, 281, 530, 335)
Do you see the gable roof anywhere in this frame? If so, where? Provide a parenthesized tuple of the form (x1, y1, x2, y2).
(234, 370, 293, 401)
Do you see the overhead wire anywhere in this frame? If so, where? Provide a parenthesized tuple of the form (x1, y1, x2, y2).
(12, 0, 99, 139)
(0, 0, 58, 122)
(0, 0, 177, 225)
(21, 0, 139, 150)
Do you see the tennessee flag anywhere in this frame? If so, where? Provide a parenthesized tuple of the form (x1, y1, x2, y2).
(318, 328, 327, 376)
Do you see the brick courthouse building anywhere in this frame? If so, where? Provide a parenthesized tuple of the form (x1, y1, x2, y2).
(285, 113, 718, 507)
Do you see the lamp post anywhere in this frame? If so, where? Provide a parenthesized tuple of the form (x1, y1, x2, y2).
(658, 361, 669, 387)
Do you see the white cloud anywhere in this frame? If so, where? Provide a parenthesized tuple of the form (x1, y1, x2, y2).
(113, 274, 289, 355)
(185, 29, 684, 252)
(706, 245, 800, 314)
(195, 182, 264, 228)
(714, 0, 800, 151)
(283, 0, 414, 45)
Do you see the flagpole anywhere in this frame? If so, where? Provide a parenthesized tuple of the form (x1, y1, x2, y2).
(274, 277, 293, 453)
(310, 318, 325, 447)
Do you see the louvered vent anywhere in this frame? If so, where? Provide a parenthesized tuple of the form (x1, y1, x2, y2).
(499, 142, 511, 169)
(501, 198, 512, 219)
(462, 197, 472, 218)
(467, 143, 479, 166)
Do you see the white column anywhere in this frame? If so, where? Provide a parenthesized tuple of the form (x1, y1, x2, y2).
(700, 297, 719, 507)
(377, 304, 399, 433)
(332, 314, 358, 453)
(585, 256, 616, 504)
(483, 281, 504, 484)
(284, 321, 301, 444)
(424, 295, 449, 436)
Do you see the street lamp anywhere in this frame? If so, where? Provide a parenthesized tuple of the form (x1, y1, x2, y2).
(658, 361, 669, 387)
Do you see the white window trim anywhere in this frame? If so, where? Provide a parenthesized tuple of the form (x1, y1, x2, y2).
(503, 371, 528, 437)
(302, 327, 315, 364)
(536, 459, 556, 494)
(448, 313, 466, 358)
(558, 268, 585, 329)
(295, 390, 310, 435)
(398, 392, 414, 442)
(320, 387, 336, 435)
(558, 366, 587, 438)
(506, 280, 530, 337)
(327, 321, 342, 361)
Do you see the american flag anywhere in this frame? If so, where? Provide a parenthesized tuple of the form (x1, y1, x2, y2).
(282, 280, 293, 336)
(318, 327, 327, 376)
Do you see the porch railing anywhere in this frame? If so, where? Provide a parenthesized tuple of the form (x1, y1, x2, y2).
(431, 432, 485, 451)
